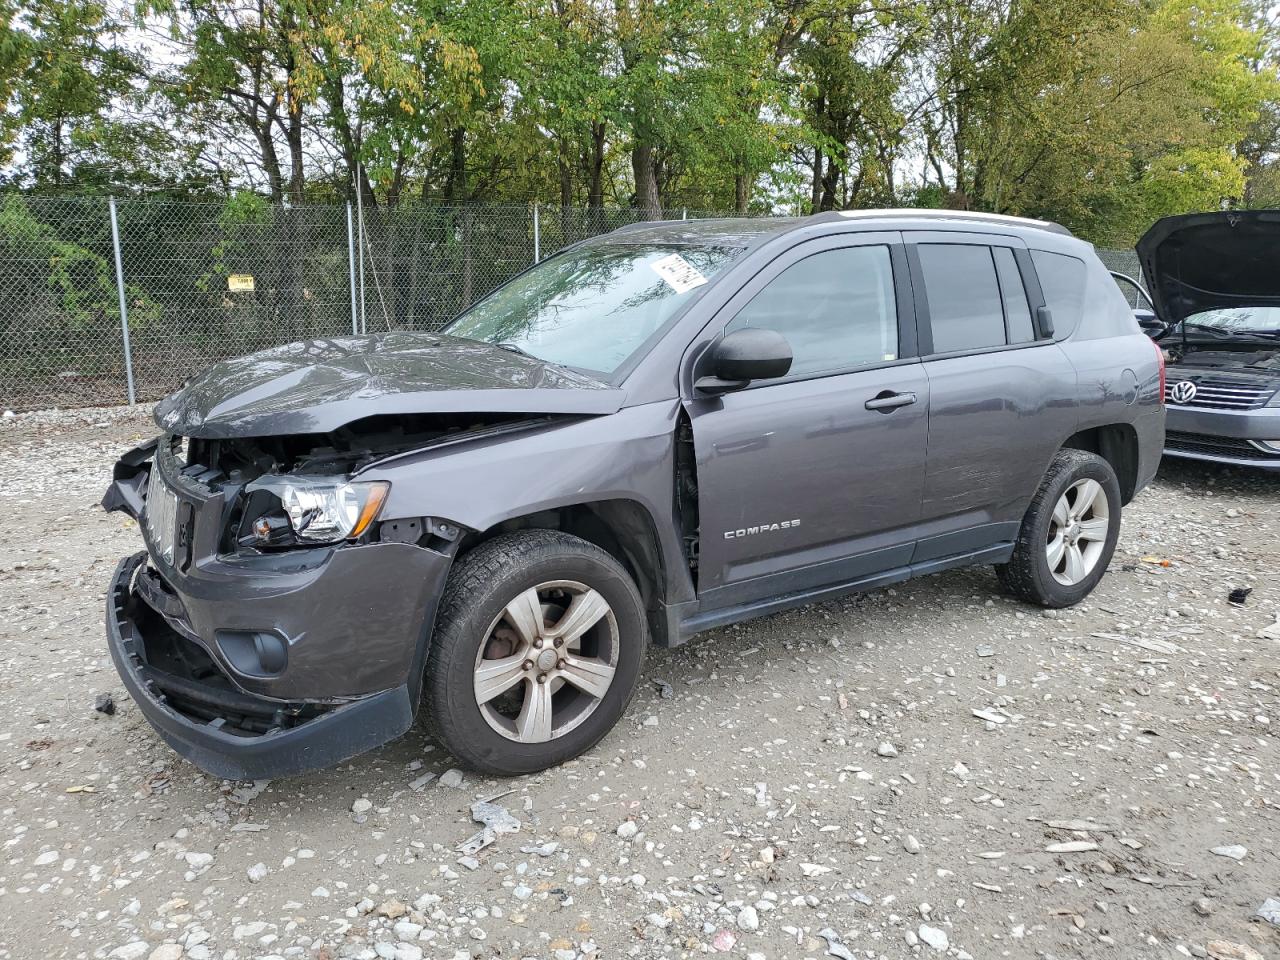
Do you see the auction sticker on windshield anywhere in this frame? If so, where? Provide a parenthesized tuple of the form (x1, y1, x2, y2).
(650, 253, 708, 294)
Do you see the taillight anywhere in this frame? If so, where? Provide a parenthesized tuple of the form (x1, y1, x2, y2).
(1154, 339, 1167, 404)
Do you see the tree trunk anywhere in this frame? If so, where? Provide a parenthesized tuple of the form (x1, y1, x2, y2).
(819, 154, 840, 211)
(557, 136, 574, 207)
(735, 171, 751, 214)
(253, 122, 284, 203)
(586, 122, 606, 210)
(446, 127, 467, 202)
(632, 144, 661, 219)
(50, 116, 65, 187)
(285, 97, 304, 204)
(810, 148, 823, 213)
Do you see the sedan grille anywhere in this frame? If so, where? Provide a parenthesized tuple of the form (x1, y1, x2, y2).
(1166, 431, 1280, 462)
(145, 469, 180, 565)
(1164, 376, 1276, 409)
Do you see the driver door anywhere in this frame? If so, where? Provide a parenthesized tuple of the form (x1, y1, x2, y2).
(684, 233, 930, 609)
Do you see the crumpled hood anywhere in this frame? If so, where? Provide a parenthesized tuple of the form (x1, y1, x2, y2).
(1137, 210, 1280, 324)
(154, 332, 624, 438)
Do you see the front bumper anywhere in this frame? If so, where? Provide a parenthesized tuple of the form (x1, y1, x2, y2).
(107, 553, 416, 780)
(102, 440, 459, 778)
(1164, 405, 1280, 471)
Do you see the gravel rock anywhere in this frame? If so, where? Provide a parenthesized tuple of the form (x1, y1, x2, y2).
(1, 409, 1276, 960)
(1210, 844, 1248, 861)
(918, 924, 949, 951)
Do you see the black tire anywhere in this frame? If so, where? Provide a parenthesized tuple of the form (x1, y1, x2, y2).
(996, 449, 1122, 608)
(424, 530, 647, 776)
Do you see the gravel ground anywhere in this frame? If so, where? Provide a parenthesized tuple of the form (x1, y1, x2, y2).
(1, 406, 1277, 960)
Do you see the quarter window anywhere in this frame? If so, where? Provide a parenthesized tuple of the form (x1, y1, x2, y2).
(1031, 250, 1087, 338)
(917, 244, 1006, 353)
(726, 246, 897, 378)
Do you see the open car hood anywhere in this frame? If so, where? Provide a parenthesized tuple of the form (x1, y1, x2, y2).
(154, 333, 624, 438)
(1136, 210, 1280, 325)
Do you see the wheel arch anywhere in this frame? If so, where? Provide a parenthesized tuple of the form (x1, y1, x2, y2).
(1061, 423, 1141, 504)
(456, 498, 672, 646)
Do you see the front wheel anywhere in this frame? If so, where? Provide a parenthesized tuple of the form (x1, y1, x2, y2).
(996, 449, 1122, 608)
(425, 530, 647, 776)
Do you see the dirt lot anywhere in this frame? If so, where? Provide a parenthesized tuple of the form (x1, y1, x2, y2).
(0, 407, 1277, 960)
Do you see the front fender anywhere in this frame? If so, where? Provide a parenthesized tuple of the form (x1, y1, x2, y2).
(360, 401, 688, 596)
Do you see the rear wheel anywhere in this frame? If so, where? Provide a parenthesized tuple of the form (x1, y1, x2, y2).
(425, 530, 647, 775)
(996, 449, 1122, 608)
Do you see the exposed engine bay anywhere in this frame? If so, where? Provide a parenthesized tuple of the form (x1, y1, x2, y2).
(178, 412, 565, 484)
(1164, 344, 1280, 374)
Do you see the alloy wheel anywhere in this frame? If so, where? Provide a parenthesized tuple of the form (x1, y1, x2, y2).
(1046, 478, 1110, 586)
(472, 580, 619, 743)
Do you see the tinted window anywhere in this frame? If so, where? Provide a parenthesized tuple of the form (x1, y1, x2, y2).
(993, 247, 1034, 343)
(726, 246, 897, 378)
(1030, 250, 1087, 338)
(917, 244, 1005, 353)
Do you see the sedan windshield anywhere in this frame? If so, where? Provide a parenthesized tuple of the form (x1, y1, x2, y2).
(1184, 306, 1280, 337)
(446, 243, 742, 375)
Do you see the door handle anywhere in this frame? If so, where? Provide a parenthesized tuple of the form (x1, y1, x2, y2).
(865, 390, 917, 412)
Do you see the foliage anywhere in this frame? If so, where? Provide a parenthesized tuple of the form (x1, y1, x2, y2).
(1, 0, 1277, 244)
(0, 194, 158, 338)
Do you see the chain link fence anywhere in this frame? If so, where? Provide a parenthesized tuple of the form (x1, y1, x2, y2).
(0, 194, 1148, 412)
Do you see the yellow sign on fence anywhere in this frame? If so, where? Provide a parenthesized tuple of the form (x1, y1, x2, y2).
(227, 274, 255, 292)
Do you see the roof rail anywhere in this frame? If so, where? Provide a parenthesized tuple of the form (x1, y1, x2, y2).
(824, 208, 1072, 236)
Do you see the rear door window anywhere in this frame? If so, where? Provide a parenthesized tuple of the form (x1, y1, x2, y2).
(916, 244, 1006, 353)
(1030, 250, 1087, 338)
(993, 247, 1035, 343)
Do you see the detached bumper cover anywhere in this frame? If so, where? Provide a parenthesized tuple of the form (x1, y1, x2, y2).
(107, 552, 415, 780)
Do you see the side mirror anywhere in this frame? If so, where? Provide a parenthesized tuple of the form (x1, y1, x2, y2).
(696, 328, 793, 394)
(1134, 308, 1163, 336)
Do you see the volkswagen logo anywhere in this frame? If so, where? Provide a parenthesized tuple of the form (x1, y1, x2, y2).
(1169, 380, 1198, 404)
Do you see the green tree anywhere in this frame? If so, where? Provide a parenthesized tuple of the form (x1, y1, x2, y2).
(11, 0, 140, 188)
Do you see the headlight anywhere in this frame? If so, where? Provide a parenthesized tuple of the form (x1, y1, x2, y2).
(1267, 388, 1280, 408)
(245, 475, 389, 545)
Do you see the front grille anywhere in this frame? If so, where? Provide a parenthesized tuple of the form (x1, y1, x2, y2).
(144, 469, 179, 564)
(1165, 431, 1280, 461)
(1164, 376, 1276, 409)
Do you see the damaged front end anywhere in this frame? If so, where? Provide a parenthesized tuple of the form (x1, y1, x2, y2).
(101, 411, 559, 779)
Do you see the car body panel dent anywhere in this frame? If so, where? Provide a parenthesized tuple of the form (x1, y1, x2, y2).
(154, 332, 624, 439)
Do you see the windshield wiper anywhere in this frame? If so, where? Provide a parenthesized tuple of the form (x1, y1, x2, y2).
(1181, 322, 1280, 340)
(494, 341, 538, 358)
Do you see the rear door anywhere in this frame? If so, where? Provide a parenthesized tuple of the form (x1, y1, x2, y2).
(684, 232, 931, 608)
(906, 232, 1079, 559)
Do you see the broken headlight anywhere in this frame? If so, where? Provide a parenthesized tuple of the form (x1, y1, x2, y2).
(244, 475, 389, 546)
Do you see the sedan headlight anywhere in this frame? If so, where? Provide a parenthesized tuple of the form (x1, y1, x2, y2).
(245, 475, 390, 545)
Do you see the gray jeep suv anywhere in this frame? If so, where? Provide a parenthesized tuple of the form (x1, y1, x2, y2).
(103, 210, 1165, 778)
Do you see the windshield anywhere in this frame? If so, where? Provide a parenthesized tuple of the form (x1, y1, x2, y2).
(446, 243, 742, 375)
(1184, 307, 1280, 336)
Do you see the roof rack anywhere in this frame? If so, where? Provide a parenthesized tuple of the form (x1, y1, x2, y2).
(823, 208, 1072, 236)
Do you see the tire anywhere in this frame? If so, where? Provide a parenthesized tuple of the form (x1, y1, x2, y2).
(424, 530, 648, 776)
(996, 449, 1122, 608)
